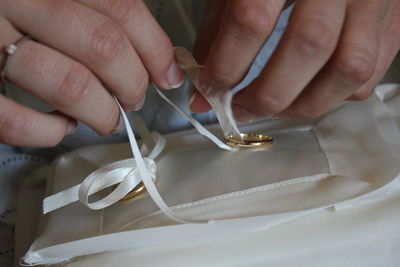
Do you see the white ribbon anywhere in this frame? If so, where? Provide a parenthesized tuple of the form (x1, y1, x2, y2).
(174, 47, 242, 140)
(77, 159, 155, 210)
(42, 131, 163, 214)
(155, 87, 235, 151)
(43, 48, 241, 224)
(42, 158, 156, 213)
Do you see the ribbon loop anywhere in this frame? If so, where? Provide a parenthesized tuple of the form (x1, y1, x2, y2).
(43, 158, 157, 214)
(78, 158, 156, 210)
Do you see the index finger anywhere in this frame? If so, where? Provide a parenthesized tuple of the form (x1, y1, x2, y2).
(202, 0, 286, 89)
(191, 0, 286, 113)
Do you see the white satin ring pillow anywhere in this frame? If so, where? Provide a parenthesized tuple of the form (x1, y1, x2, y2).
(20, 84, 400, 266)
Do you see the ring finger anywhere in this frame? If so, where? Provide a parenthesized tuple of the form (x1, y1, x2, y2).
(0, 24, 77, 147)
(4, 37, 121, 136)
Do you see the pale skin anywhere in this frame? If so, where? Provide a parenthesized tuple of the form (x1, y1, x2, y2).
(1, 0, 399, 147)
(0, 0, 184, 146)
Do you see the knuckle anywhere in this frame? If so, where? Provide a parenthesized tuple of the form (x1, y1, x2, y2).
(293, 16, 337, 55)
(54, 63, 90, 108)
(89, 20, 125, 65)
(206, 63, 239, 88)
(46, 0, 69, 14)
(230, 0, 275, 37)
(101, 0, 140, 24)
(149, 41, 166, 61)
(0, 112, 27, 145)
(141, 36, 172, 72)
(335, 48, 377, 86)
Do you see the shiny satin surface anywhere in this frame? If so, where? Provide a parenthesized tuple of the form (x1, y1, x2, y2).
(19, 84, 400, 266)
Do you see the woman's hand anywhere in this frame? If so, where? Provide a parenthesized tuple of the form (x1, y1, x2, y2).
(191, 0, 400, 122)
(0, 0, 183, 147)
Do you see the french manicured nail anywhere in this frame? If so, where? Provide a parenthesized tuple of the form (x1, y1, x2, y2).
(111, 114, 123, 134)
(66, 119, 78, 135)
(233, 104, 259, 123)
(167, 60, 184, 89)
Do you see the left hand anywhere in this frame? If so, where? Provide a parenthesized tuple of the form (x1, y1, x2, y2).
(190, 0, 400, 122)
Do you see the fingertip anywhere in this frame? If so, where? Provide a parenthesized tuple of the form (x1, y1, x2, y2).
(167, 60, 185, 89)
(188, 90, 212, 113)
(66, 118, 78, 136)
(110, 114, 124, 135)
(48, 111, 78, 138)
(121, 96, 146, 112)
(151, 59, 184, 90)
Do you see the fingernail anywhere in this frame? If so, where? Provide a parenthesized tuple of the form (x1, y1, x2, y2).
(111, 114, 124, 134)
(122, 97, 146, 112)
(133, 97, 146, 111)
(167, 60, 184, 89)
(66, 119, 78, 135)
(233, 104, 259, 123)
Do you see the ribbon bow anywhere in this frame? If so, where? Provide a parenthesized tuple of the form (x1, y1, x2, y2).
(43, 130, 164, 214)
(43, 48, 240, 224)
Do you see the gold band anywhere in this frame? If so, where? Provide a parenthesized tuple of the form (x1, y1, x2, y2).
(225, 133, 274, 149)
(119, 182, 147, 201)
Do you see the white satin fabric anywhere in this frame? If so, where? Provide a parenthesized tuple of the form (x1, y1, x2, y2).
(17, 84, 400, 266)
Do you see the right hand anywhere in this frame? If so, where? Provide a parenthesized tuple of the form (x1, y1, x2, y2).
(0, 0, 183, 147)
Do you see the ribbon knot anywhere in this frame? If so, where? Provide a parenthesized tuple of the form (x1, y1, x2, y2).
(43, 158, 157, 214)
(78, 158, 156, 210)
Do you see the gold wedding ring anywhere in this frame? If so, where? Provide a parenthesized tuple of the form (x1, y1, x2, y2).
(225, 133, 274, 149)
(119, 182, 147, 201)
